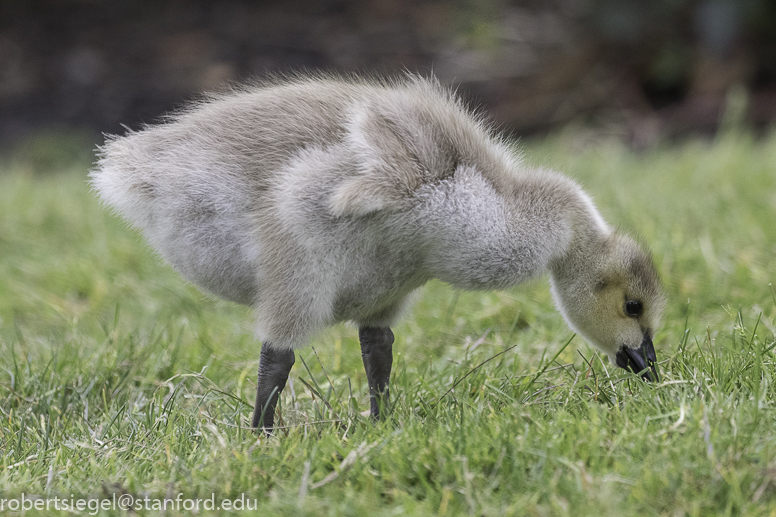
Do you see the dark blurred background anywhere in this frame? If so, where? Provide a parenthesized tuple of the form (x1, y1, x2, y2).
(2, 0, 775, 150)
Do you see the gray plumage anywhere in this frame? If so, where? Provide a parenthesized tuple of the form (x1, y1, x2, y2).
(91, 73, 666, 431)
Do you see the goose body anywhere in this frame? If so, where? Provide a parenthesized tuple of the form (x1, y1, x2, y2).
(91, 74, 665, 431)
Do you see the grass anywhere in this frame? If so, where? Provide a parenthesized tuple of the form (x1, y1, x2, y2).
(1, 129, 775, 515)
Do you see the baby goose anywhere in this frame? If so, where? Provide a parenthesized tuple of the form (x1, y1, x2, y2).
(91, 74, 666, 433)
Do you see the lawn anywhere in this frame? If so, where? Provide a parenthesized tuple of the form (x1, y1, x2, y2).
(1, 129, 775, 515)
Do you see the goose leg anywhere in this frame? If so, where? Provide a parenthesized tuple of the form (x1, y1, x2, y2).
(252, 344, 295, 432)
(359, 326, 394, 420)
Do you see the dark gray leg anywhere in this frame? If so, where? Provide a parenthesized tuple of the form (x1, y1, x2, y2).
(252, 343, 295, 432)
(359, 326, 394, 420)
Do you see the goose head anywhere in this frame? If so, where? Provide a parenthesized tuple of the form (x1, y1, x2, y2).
(550, 233, 666, 381)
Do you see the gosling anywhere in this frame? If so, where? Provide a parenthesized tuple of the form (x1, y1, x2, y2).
(90, 74, 666, 433)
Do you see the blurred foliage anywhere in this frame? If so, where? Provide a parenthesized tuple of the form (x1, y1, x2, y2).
(0, 0, 774, 145)
(2, 129, 95, 173)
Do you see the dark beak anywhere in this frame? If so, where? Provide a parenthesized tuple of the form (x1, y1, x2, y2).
(615, 333, 659, 382)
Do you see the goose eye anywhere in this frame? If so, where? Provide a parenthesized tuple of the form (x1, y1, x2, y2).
(625, 301, 643, 318)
